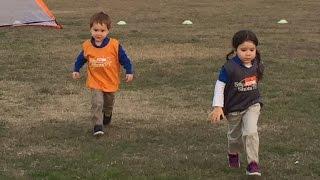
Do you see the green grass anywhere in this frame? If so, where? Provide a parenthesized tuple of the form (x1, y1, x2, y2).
(0, 120, 5, 136)
(0, 0, 319, 179)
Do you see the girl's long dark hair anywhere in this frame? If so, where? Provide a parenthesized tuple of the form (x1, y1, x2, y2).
(226, 30, 264, 80)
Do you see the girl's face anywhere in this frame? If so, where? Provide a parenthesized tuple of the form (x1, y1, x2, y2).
(236, 41, 257, 65)
(90, 23, 109, 45)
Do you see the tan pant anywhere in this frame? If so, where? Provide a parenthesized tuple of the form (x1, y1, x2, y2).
(226, 103, 261, 163)
(91, 90, 115, 125)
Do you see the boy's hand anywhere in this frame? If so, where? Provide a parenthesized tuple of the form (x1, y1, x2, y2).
(125, 74, 134, 83)
(209, 106, 225, 124)
(72, 72, 81, 79)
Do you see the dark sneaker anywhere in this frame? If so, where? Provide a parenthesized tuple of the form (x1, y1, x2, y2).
(103, 114, 112, 126)
(93, 125, 104, 136)
(246, 161, 261, 176)
(228, 153, 240, 168)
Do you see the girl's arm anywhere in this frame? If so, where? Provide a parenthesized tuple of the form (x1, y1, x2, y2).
(210, 65, 229, 124)
(212, 80, 225, 107)
(210, 80, 226, 123)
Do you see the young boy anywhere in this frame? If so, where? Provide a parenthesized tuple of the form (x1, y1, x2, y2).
(72, 12, 134, 136)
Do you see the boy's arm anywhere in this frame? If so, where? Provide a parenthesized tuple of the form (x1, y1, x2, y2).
(74, 51, 87, 72)
(118, 45, 133, 74)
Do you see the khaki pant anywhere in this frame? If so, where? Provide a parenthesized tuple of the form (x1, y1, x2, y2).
(91, 89, 115, 125)
(226, 103, 261, 163)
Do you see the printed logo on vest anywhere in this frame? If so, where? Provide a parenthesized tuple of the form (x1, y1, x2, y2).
(234, 76, 257, 91)
(89, 57, 112, 68)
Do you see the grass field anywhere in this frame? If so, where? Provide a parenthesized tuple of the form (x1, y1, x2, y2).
(1, 0, 320, 179)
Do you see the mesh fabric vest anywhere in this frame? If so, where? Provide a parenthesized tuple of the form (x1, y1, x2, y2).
(223, 58, 261, 114)
(83, 38, 120, 92)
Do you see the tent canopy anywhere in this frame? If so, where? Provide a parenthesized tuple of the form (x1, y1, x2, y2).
(0, 0, 62, 28)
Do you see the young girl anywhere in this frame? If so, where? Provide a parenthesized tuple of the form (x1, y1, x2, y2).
(210, 30, 264, 176)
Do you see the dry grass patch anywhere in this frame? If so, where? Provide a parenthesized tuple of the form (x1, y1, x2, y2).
(128, 43, 220, 63)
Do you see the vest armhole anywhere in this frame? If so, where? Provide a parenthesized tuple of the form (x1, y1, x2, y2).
(82, 40, 91, 57)
(223, 61, 234, 77)
(109, 38, 120, 56)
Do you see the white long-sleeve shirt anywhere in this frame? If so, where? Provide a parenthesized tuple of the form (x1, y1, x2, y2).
(212, 80, 226, 107)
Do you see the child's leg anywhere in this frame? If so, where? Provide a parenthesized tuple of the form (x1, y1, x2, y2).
(103, 92, 115, 117)
(91, 90, 104, 125)
(242, 103, 261, 164)
(227, 112, 244, 154)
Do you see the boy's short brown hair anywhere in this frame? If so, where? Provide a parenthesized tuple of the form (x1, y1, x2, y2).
(90, 12, 111, 29)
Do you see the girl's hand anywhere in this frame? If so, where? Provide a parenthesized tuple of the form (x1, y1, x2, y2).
(72, 72, 80, 79)
(125, 74, 134, 83)
(209, 106, 225, 124)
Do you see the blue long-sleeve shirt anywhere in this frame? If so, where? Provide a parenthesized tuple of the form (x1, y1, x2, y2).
(73, 37, 133, 74)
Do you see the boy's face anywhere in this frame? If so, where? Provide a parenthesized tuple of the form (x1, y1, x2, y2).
(90, 23, 109, 44)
